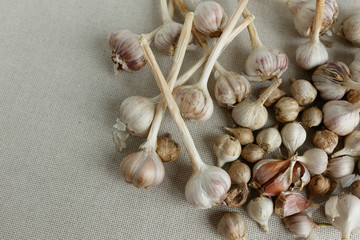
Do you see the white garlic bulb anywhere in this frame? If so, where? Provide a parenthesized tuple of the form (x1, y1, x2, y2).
(325, 194, 360, 240)
(323, 100, 360, 136)
(296, 148, 328, 174)
(296, 40, 328, 70)
(332, 130, 360, 158)
(301, 106, 323, 128)
(283, 213, 318, 239)
(274, 97, 304, 123)
(290, 78, 317, 105)
(217, 212, 248, 240)
(350, 50, 360, 83)
(312, 129, 338, 155)
(312, 61, 360, 100)
(119, 96, 158, 137)
(214, 134, 241, 167)
(256, 126, 282, 153)
(194, 1, 228, 38)
(281, 122, 306, 157)
(326, 156, 357, 180)
(247, 196, 273, 233)
(342, 8, 360, 48)
(214, 68, 251, 107)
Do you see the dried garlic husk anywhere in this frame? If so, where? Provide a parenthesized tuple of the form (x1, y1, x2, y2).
(225, 127, 254, 146)
(259, 86, 286, 107)
(301, 106, 323, 128)
(326, 156, 358, 180)
(308, 174, 331, 199)
(156, 134, 180, 162)
(283, 213, 318, 239)
(217, 212, 247, 240)
(312, 129, 338, 155)
(290, 78, 317, 105)
(275, 191, 318, 218)
(332, 130, 360, 158)
(228, 160, 251, 185)
(256, 126, 282, 153)
(274, 97, 304, 123)
(342, 8, 360, 48)
(281, 122, 306, 157)
(214, 134, 242, 167)
(350, 180, 360, 199)
(350, 50, 360, 83)
(224, 184, 249, 207)
(241, 144, 265, 163)
(247, 196, 273, 233)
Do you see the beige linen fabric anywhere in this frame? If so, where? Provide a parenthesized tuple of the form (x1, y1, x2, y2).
(0, 0, 359, 239)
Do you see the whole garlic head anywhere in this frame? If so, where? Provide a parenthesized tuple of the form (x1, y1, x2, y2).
(247, 196, 273, 233)
(283, 213, 318, 239)
(342, 8, 360, 48)
(217, 212, 247, 240)
(281, 122, 306, 157)
(290, 78, 317, 105)
(256, 126, 282, 153)
(213, 134, 241, 167)
(274, 97, 304, 123)
(296, 40, 328, 70)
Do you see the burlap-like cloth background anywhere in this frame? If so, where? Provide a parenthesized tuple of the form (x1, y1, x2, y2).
(1, 0, 359, 239)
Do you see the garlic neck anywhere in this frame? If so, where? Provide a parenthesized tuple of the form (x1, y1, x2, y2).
(160, 0, 172, 23)
(243, 7, 263, 49)
(143, 25, 164, 43)
(256, 79, 282, 105)
(310, 0, 325, 44)
(344, 80, 360, 91)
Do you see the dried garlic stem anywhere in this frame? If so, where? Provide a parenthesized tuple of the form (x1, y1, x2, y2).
(243, 7, 263, 49)
(257, 79, 282, 105)
(311, 0, 325, 44)
(160, 0, 172, 23)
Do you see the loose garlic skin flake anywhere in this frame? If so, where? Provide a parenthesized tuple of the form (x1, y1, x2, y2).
(217, 212, 248, 240)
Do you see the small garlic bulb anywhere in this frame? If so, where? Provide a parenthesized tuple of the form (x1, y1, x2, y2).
(225, 127, 254, 146)
(173, 84, 214, 122)
(194, 1, 228, 38)
(217, 212, 247, 240)
(224, 184, 249, 207)
(281, 122, 306, 157)
(120, 149, 165, 189)
(241, 144, 265, 163)
(256, 126, 282, 153)
(247, 196, 273, 233)
(274, 97, 304, 123)
(214, 69, 251, 107)
(290, 78, 317, 105)
(332, 130, 360, 158)
(108, 29, 146, 73)
(350, 180, 360, 199)
(342, 8, 360, 48)
(297, 148, 328, 174)
(259, 86, 286, 107)
(312, 61, 360, 100)
(156, 134, 180, 162)
(283, 213, 318, 239)
(214, 134, 241, 167)
(350, 50, 360, 83)
(308, 174, 331, 199)
(296, 40, 328, 70)
(119, 96, 157, 137)
(323, 100, 360, 136)
(301, 106, 323, 128)
(228, 160, 251, 185)
(312, 129, 338, 155)
(326, 156, 357, 180)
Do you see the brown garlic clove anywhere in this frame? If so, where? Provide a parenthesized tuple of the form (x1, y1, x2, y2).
(224, 184, 249, 207)
(256, 126, 282, 153)
(292, 161, 310, 191)
(290, 78, 317, 105)
(228, 160, 251, 185)
(275, 192, 318, 218)
(312, 129, 338, 155)
(274, 97, 304, 123)
(214, 134, 241, 167)
(225, 127, 254, 146)
(241, 143, 265, 163)
(217, 212, 247, 240)
(308, 174, 331, 199)
(350, 180, 360, 199)
(156, 134, 180, 162)
(301, 106, 323, 128)
(259, 86, 286, 107)
(347, 89, 360, 104)
(283, 213, 318, 239)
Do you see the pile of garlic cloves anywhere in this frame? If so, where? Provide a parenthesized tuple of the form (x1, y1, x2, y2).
(107, 0, 360, 239)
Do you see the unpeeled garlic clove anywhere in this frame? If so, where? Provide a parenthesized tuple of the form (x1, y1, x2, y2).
(259, 86, 286, 107)
(350, 50, 360, 83)
(290, 78, 317, 105)
(275, 191, 318, 218)
(224, 183, 249, 207)
(256, 126, 282, 153)
(296, 148, 328, 175)
(342, 8, 360, 48)
(332, 130, 360, 158)
(247, 196, 273, 233)
(326, 156, 357, 180)
(214, 134, 241, 167)
(301, 106, 323, 128)
(228, 160, 251, 185)
(308, 174, 331, 199)
(312, 129, 338, 155)
(194, 1, 228, 38)
(241, 143, 265, 163)
(156, 134, 181, 162)
(292, 161, 310, 190)
(350, 180, 360, 199)
(296, 40, 329, 70)
(217, 212, 247, 240)
(283, 213, 318, 239)
(274, 97, 304, 123)
(281, 122, 306, 157)
(225, 127, 254, 146)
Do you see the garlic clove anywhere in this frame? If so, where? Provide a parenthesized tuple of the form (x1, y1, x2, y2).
(342, 8, 360, 48)
(217, 212, 247, 240)
(283, 213, 318, 239)
(241, 143, 265, 163)
(350, 50, 360, 83)
(290, 78, 318, 106)
(247, 196, 273, 234)
(156, 134, 181, 162)
(225, 127, 254, 146)
(194, 1, 228, 38)
(262, 166, 293, 196)
(308, 174, 331, 199)
(224, 183, 249, 207)
(281, 122, 307, 157)
(214, 134, 241, 167)
(256, 126, 282, 153)
(292, 161, 311, 190)
(259, 86, 286, 107)
(297, 148, 328, 175)
(301, 106, 323, 128)
(275, 192, 318, 218)
(326, 156, 357, 180)
(274, 97, 304, 123)
(120, 149, 165, 189)
(312, 129, 338, 155)
(350, 180, 360, 199)
(228, 160, 251, 185)
(332, 130, 360, 158)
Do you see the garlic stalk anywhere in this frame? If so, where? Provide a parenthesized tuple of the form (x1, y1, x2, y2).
(256, 125, 282, 153)
(214, 134, 241, 167)
(232, 78, 282, 130)
(332, 130, 360, 158)
(242, 7, 289, 82)
(140, 32, 232, 208)
(247, 196, 273, 233)
(278, 0, 339, 37)
(323, 100, 360, 136)
(325, 194, 360, 240)
(281, 122, 306, 157)
(342, 7, 360, 48)
(326, 156, 358, 180)
(350, 50, 360, 83)
(296, 148, 328, 174)
(290, 78, 318, 106)
(259, 86, 286, 107)
(312, 61, 360, 100)
(119, 13, 194, 189)
(295, 0, 328, 70)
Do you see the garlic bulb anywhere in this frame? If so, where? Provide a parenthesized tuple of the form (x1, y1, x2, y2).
(274, 97, 304, 123)
(224, 184, 249, 207)
(332, 130, 360, 158)
(323, 100, 360, 136)
(325, 194, 360, 240)
(295, 0, 328, 70)
(301, 106, 323, 128)
(259, 86, 286, 107)
(350, 50, 360, 83)
(120, 148, 165, 189)
(232, 78, 282, 130)
(350, 180, 360, 199)
(225, 127, 254, 145)
(214, 134, 241, 167)
(228, 160, 251, 185)
(275, 192, 318, 218)
(156, 134, 180, 162)
(281, 122, 306, 157)
(326, 156, 357, 180)
(256, 126, 282, 153)
(312, 129, 338, 155)
(119, 96, 158, 137)
(194, 1, 228, 38)
(243, 8, 289, 81)
(214, 67, 251, 107)
(312, 61, 360, 100)
(297, 148, 328, 174)
(278, 0, 339, 37)
(308, 174, 331, 199)
(183, 0, 202, 11)
(290, 78, 317, 106)
(342, 8, 360, 48)
(241, 144, 265, 163)
(283, 213, 318, 239)
(108, 29, 146, 73)
(247, 196, 273, 233)
(217, 212, 247, 240)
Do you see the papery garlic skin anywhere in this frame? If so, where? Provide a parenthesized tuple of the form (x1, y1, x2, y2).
(214, 134, 241, 167)
(217, 212, 248, 240)
(332, 130, 360, 158)
(274, 97, 303, 123)
(323, 100, 360, 136)
(326, 156, 357, 180)
(194, 1, 228, 38)
(247, 196, 273, 233)
(290, 79, 317, 105)
(292, 161, 311, 190)
(296, 41, 328, 70)
(185, 164, 231, 209)
(343, 8, 360, 48)
(119, 96, 157, 137)
(283, 213, 318, 238)
(256, 127, 282, 153)
(156, 135, 181, 162)
(301, 107, 323, 128)
(275, 192, 318, 218)
(312, 129, 338, 155)
(325, 194, 360, 240)
(281, 122, 306, 157)
(225, 184, 249, 207)
(308, 174, 331, 199)
(350, 50, 360, 83)
(108, 29, 146, 73)
(120, 149, 165, 189)
(155, 22, 191, 55)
